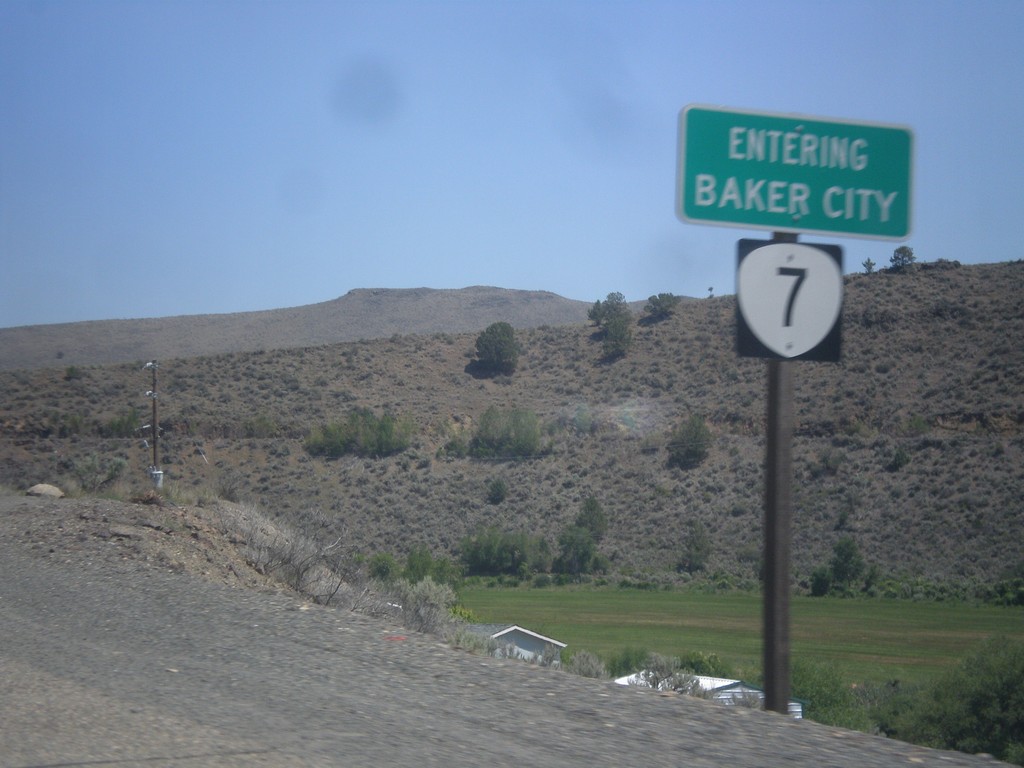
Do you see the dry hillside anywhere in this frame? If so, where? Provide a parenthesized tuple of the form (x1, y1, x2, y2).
(0, 286, 596, 371)
(1, 260, 1022, 589)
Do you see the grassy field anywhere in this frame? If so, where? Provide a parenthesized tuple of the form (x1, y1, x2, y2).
(458, 585, 1024, 686)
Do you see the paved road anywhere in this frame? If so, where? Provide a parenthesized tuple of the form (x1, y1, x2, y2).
(0, 505, 1005, 767)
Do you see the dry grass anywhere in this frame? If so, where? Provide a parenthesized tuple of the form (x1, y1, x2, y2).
(1, 260, 1021, 587)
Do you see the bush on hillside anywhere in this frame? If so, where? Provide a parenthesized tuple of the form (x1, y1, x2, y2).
(587, 291, 629, 327)
(69, 453, 128, 492)
(100, 408, 141, 438)
(830, 536, 866, 591)
(890, 245, 916, 271)
(586, 291, 634, 358)
(574, 496, 607, 543)
(305, 408, 413, 458)
(469, 406, 543, 458)
(810, 537, 868, 597)
(667, 414, 712, 469)
(460, 527, 551, 577)
(474, 321, 522, 375)
(390, 577, 457, 635)
(643, 292, 681, 322)
(368, 552, 401, 582)
(400, 545, 462, 587)
(601, 311, 634, 359)
(984, 560, 1024, 606)
(485, 476, 508, 505)
(554, 525, 606, 581)
(677, 519, 712, 574)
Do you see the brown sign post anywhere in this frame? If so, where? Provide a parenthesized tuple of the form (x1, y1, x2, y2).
(762, 234, 795, 715)
(735, 232, 843, 713)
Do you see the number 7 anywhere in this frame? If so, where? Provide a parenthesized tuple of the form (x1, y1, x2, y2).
(778, 267, 807, 327)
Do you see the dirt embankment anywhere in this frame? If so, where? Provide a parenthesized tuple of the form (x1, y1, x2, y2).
(0, 489, 1008, 767)
(1, 491, 276, 591)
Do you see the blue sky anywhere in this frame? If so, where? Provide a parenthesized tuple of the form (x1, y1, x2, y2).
(2, 0, 1022, 328)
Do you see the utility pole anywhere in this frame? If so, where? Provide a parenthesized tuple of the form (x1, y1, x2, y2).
(144, 361, 162, 489)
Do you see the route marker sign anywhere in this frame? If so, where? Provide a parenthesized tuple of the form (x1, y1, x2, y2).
(736, 239, 843, 361)
(677, 105, 913, 239)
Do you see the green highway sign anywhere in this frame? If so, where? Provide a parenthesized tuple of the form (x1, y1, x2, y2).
(677, 105, 913, 240)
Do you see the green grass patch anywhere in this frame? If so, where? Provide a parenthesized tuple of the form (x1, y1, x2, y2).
(458, 585, 1024, 686)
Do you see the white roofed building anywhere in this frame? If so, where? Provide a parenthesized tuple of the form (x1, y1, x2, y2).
(465, 624, 566, 666)
(614, 672, 803, 719)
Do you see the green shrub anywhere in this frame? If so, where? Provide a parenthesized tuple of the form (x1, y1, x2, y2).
(830, 536, 866, 592)
(904, 414, 930, 436)
(588, 292, 628, 327)
(792, 658, 870, 729)
(640, 652, 693, 691)
(809, 537, 867, 596)
(554, 526, 598, 580)
(985, 575, 1024, 607)
(605, 646, 650, 678)
(368, 552, 400, 582)
(486, 476, 508, 505)
(403, 545, 462, 587)
(449, 603, 480, 623)
(891, 637, 1024, 764)
(601, 312, 633, 359)
(474, 321, 521, 375)
(450, 626, 498, 656)
(244, 413, 279, 438)
(677, 519, 711, 574)
(643, 293, 681, 322)
(305, 408, 413, 458)
(403, 545, 434, 583)
(439, 433, 468, 458)
(679, 651, 732, 677)
(469, 406, 542, 458)
(71, 453, 128, 491)
(890, 245, 916, 271)
(392, 577, 456, 634)
(48, 410, 85, 438)
(667, 414, 712, 469)
(566, 650, 607, 679)
(887, 446, 911, 471)
(810, 566, 832, 597)
(101, 408, 141, 438)
(574, 496, 607, 543)
(460, 527, 551, 577)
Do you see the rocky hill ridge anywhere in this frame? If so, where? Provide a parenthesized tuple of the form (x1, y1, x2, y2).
(0, 286, 596, 371)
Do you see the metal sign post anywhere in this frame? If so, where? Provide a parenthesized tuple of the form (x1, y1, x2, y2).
(763, 359, 792, 713)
